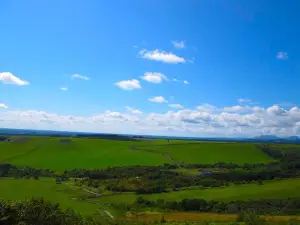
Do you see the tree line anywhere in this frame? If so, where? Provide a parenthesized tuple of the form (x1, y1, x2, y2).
(130, 197, 300, 216)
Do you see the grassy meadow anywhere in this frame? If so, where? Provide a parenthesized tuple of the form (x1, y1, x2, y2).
(1, 177, 300, 216)
(0, 178, 100, 215)
(0, 137, 274, 171)
(138, 142, 275, 165)
(0, 137, 169, 170)
(1, 135, 299, 223)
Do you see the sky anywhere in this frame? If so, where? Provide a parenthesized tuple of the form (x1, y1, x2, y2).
(1, 0, 300, 137)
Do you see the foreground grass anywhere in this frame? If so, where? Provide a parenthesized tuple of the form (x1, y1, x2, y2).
(139, 142, 275, 165)
(2, 178, 300, 222)
(0, 178, 100, 215)
(96, 178, 300, 204)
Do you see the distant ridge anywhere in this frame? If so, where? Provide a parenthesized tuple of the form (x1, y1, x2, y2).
(248, 135, 300, 143)
(0, 128, 300, 144)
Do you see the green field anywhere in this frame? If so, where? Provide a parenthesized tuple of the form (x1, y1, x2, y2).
(96, 178, 300, 204)
(0, 178, 100, 215)
(1, 136, 299, 223)
(0, 137, 169, 171)
(2, 177, 300, 216)
(139, 142, 275, 165)
(0, 137, 274, 171)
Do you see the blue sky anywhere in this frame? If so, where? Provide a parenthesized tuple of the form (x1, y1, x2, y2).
(1, 0, 300, 137)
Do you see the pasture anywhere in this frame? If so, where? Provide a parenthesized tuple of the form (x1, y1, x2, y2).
(138, 142, 275, 165)
(0, 178, 99, 215)
(0, 137, 169, 171)
(0, 136, 275, 171)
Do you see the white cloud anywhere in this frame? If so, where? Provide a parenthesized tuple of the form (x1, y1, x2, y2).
(169, 104, 183, 109)
(197, 104, 217, 112)
(252, 106, 264, 113)
(237, 98, 252, 104)
(125, 106, 143, 115)
(266, 105, 287, 116)
(2, 104, 300, 137)
(148, 96, 168, 103)
(0, 103, 8, 109)
(114, 79, 141, 91)
(60, 87, 68, 91)
(0, 72, 29, 86)
(71, 74, 90, 80)
(183, 80, 189, 84)
(276, 51, 288, 60)
(172, 78, 179, 82)
(139, 49, 186, 64)
(223, 105, 250, 113)
(172, 41, 185, 49)
(140, 72, 168, 83)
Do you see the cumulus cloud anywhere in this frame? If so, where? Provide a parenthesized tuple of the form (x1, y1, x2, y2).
(169, 104, 184, 109)
(172, 41, 185, 49)
(148, 96, 168, 103)
(223, 105, 250, 113)
(196, 104, 217, 112)
(266, 105, 287, 116)
(125, 106, 143, 115)
(252, 106, 264, 113)
(140, 72, 168, 83)
(183, 80, 189, 84)
(1, 104, 300, 137)
(0, 103, 8, 109)
(0, 72, 29, 86)
(60, 87, 68, 91)
(276, 51, 288, 60)
(139, 49, 186, 64)
(114, 79, 141, 90)
(71, 74, 90, 80)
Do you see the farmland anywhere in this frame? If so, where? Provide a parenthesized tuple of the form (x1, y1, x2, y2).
(0, 178, 100, 215)
(0, 137, 169, 170)
(138, 142, 275, 165)
(1, 177, 300, 216)
(1, 135, 300, 224)
(0, 137, 274, 171)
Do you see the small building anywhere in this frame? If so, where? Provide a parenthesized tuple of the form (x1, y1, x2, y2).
(202, 171, 212, 177)
(198, 171, 212, 177)
(55, 177, 62, 184)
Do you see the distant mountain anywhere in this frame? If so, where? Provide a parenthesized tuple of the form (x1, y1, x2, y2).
(286, 136, 300, 141)
(248, 135, 300, 143)
(253, 135, 281, 140)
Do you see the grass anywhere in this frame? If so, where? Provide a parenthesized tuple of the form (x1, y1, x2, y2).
(139, 142, 275, 165)
(0, 137, 169, 171)
(0, 137, 275, 171)
(95, 178, 300, 204)
(0, 178, 100, 215)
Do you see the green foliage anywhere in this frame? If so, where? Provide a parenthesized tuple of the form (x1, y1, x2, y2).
(236, 210, 267, 225)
